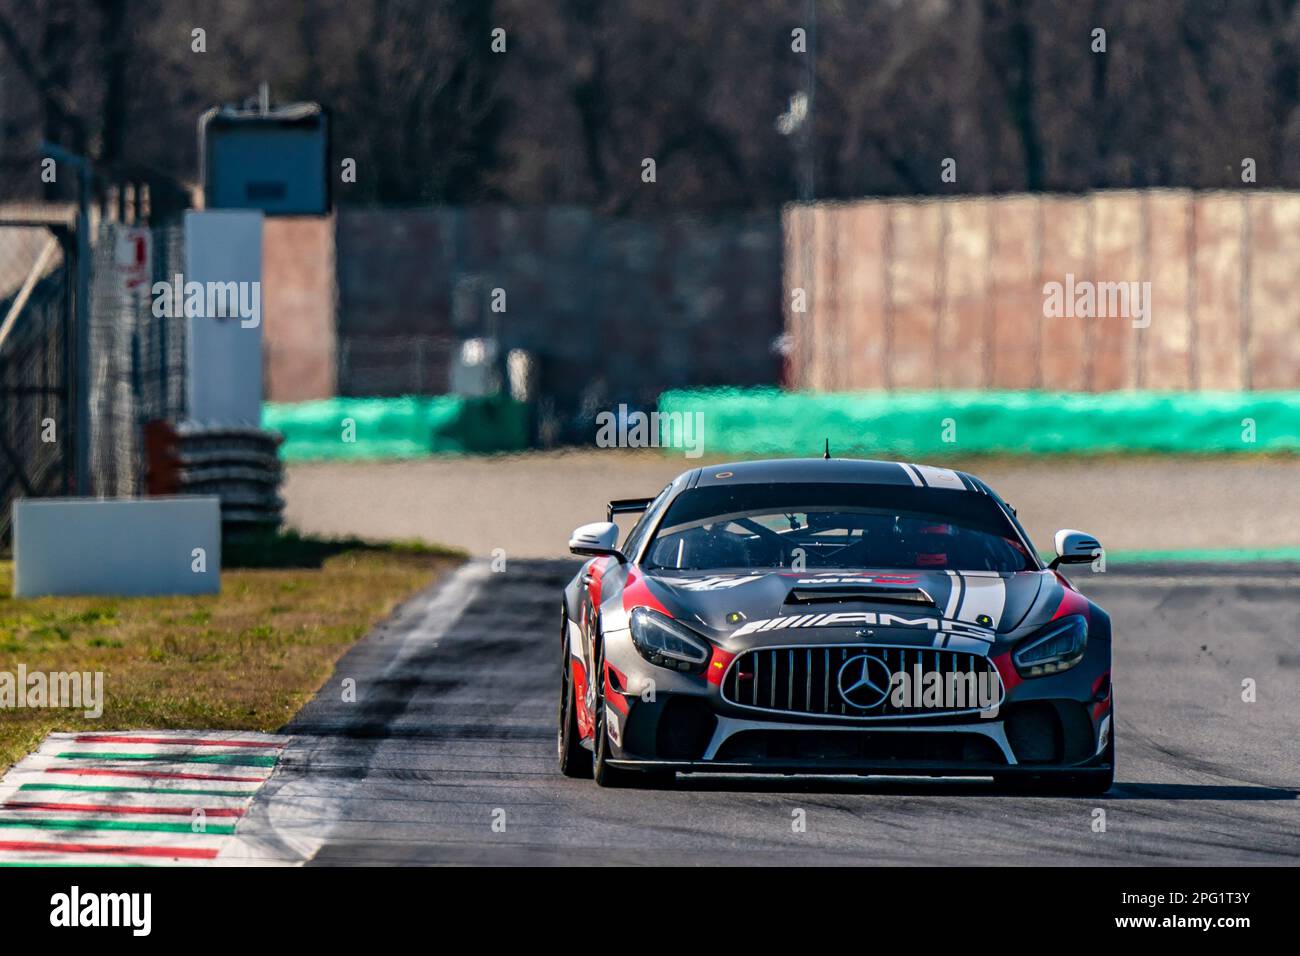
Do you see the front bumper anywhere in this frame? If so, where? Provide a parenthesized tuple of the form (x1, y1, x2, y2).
(601, 626, 1113, 776)
(608, 712, 1114, 776)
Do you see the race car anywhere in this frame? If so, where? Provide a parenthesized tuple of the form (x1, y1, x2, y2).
(557, 457, 1114, 794)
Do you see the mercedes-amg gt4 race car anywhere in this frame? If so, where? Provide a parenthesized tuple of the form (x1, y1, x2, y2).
(557, 458, 1114, 794)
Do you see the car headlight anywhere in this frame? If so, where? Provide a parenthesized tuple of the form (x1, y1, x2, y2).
(1013, 615, 1088, 678)
(629, 607, 711, 673)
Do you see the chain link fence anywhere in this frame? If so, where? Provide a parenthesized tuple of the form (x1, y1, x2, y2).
(87, 219, 186, 497)
(0, 218, 73, 542)
(1, 207, 296, 540)
(336, 334, 458, 397)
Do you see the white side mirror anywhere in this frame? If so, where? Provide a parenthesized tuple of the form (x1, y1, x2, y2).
(1051, 529, 1102, 569)
(569, 521, 625, 561)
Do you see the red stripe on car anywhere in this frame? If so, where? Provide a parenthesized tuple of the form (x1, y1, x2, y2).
(707, 648, 736, 686)
(1050, 586, 1091, 622)
(571, 659, 593, 739)
(621, 565, 671, 618)
(990, 651, 1022, 693)
(587, 556, 613, 608)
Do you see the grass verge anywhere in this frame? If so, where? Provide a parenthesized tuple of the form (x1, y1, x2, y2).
(0, 531, 464, 773)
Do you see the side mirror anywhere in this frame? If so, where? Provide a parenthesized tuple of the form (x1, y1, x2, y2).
(569, 521, 626, 562)
(1050, 529, 1102, 569)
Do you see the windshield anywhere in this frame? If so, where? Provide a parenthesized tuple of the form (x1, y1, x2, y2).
(643, 483, 1035, 573)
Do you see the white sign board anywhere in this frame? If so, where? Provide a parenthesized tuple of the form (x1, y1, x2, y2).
(184, 210, 264, 425)
(13, 497, 221, 597)
(113, 226, 151, 293)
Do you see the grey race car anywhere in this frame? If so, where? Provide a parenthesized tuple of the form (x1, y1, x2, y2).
(557, 457, 1114, 794)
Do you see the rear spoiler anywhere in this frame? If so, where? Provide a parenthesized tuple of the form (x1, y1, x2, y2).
(607, 497, 654, 522)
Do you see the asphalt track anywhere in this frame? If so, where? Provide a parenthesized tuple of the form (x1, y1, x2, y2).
(230, 560, 1300, 865)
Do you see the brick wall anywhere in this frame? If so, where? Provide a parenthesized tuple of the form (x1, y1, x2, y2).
(262, 216, 335, 401)
(785, 190, 1300, 391)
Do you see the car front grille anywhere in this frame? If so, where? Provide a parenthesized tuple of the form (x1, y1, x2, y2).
(721, 644, 1003, 720)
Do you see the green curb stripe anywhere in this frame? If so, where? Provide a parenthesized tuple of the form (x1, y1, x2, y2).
(0, 862, 142, 867)
(19, 783, 255, 798)
(54, 752, 278, 767)
(0, 819, 237, 835)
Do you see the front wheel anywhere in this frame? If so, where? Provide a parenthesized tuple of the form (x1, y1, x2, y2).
(557, 614, 592, 779)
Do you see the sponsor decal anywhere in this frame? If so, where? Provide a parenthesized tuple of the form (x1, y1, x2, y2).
(604, 705, 622, 746)
(731, 611, 993, 640)
(674, 574, 766, 591)
(790, 574, 919, 585)
(659, 571, 925, 590)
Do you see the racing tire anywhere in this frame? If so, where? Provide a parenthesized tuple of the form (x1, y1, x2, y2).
(557, 613, 592, 779)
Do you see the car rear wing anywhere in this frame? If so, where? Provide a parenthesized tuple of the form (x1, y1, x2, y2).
(607, 497, 654, 522)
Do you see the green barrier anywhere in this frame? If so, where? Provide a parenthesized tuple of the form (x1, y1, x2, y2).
(657, 388, 1300, 456)
(263, 395, 531, 461)
(1083, 546, 1300, 565)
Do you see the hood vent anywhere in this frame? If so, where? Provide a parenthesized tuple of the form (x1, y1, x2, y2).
(784, 584, 936, 607)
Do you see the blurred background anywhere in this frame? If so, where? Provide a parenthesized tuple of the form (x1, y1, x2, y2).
(1, 0, 1298, 556)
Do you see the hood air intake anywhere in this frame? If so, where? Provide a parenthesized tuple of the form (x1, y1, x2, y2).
(784, 584, 937, 607)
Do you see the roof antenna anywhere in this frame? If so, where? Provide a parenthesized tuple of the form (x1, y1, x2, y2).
(823, 438, 831, 460)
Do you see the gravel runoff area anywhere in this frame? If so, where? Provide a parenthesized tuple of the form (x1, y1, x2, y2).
(280, 451, 1300, 559)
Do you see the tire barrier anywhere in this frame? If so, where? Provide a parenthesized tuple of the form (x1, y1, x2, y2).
(144, 421, 284, 528)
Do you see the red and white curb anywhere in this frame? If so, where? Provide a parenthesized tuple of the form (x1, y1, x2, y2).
(0, 730, 290, 866)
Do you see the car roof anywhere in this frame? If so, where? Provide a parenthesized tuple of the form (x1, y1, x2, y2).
(683, 458, 992, 494)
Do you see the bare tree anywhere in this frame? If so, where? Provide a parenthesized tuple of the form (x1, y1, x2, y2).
(0, 0, 1297, 208)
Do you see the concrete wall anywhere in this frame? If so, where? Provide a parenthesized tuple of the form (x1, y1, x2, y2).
(785, 190, 1300, 391)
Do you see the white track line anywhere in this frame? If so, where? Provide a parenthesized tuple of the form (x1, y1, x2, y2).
(218, 561, 491, 866)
